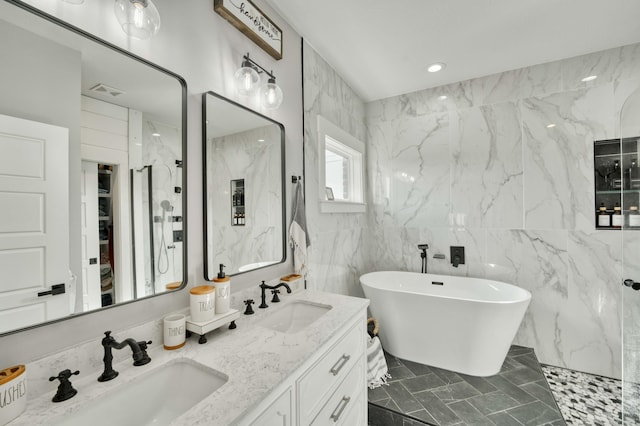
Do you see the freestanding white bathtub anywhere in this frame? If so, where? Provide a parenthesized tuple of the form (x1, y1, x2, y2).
(360, 271, 531, 377)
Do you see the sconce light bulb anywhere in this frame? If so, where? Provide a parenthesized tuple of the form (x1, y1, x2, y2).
(260, 78, 283, 109)
(234, 65, 260, 96)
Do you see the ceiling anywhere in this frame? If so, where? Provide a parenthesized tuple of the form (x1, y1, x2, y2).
(265, 0, 640, 102)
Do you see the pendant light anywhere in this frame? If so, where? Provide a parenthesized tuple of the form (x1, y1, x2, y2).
(114, 0, 161, 40)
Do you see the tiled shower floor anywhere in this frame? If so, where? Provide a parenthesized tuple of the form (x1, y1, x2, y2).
(542, 365, 622, 425)
(368, 346, 564, 425)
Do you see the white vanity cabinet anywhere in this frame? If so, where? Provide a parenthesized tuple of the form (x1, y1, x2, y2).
(249, 386, 294, 426)
(240, 311, 367, 426)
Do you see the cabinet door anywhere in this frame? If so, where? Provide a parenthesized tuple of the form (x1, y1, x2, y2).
(249, 386, 292, 426)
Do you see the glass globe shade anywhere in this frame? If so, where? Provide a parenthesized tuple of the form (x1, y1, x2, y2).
(234, 66, 260, 96)
(260, 79, 283, 109)
(114, 0, 161, 40)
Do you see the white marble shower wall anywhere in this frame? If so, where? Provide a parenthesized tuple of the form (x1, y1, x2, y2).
(365, 43, 640, 379)
(302, 41, 369, 297)
(206, 125, 282, 273)
(141, 116, 183, 292)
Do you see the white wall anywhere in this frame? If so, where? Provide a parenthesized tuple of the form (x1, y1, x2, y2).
(0, 0, 302, 365)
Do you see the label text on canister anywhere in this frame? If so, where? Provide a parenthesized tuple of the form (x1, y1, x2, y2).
(0, 380, 26, 409)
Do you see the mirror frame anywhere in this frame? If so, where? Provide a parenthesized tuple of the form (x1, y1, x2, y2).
(0, 0, 188, 337)
(202, 91, 286, 280)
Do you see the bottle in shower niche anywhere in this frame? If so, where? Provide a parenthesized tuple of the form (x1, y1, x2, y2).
(610, 160, 622, 190)
(612, 203, 623, 228)
(598, 203, 611, 228)
(628, 204, 640, 228)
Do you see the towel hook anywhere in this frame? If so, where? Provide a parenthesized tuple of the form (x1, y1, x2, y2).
(292, 175, 302, 183)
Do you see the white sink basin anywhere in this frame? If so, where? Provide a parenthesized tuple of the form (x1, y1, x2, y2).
(52, 359, 227, 426)
(261, 300, 332, 333)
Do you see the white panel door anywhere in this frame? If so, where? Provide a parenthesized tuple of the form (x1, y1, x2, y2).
(80, 161, 101, 311)
(0, 113, 70, 333)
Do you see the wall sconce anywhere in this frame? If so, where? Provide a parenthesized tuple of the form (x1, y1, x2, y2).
(234, 53, 283, 109)
(114, 0, 161, 40)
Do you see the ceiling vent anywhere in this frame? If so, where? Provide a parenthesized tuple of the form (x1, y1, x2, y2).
(89, 83, 126, 97)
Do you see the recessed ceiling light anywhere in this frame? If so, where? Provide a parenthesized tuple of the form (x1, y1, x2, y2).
(546, 123, 556, 128)
(427, 62, 446, 73)
(152, 132, 161, 137)
(438, 95, 448, 101)
(581, 75, 598, 82)
(258, 139, 265, 143)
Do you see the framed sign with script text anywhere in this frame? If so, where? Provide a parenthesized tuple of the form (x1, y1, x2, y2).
(214, 0, 283, 60)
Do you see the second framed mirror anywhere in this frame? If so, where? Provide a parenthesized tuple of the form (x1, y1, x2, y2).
(203, 92, 285, 278)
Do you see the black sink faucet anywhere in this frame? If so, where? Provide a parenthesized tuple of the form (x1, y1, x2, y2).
(258, 281, 291, 309)
(98, 331, 151, 382)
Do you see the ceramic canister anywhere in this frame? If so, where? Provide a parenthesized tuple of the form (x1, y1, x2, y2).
(0, 365, 27, 425)
(163, 314, 186, 350)
(190, 285, 216, 322)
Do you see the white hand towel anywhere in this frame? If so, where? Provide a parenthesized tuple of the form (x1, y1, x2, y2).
(289, 181, 310, 275)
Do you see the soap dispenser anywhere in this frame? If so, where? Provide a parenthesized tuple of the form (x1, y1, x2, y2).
(213, 264, 230, 314)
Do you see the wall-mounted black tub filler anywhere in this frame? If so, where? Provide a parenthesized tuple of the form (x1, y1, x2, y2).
(418, 244, 429, 273)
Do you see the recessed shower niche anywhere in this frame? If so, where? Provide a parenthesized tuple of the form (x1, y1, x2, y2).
(594, 137, 640, 229)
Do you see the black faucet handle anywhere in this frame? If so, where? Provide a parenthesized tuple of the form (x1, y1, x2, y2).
(244, 299, 255, 315)
(133, 340, 152, 367)
(271, 289, 281, 303)
(137, 340, 152, 350)
(49, 369, 80, 402)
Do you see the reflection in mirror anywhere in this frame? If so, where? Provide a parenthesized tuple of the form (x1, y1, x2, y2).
(0, 0, 186, 335)
(203, 92, 285, 278)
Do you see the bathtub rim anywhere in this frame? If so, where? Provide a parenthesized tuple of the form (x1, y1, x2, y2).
(360, 270, 532, 305)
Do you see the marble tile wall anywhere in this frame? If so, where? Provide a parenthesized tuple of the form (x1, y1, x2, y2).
(364, 43, 640, 379)
(206, 125, 283, 274)
(302, 42, 368, 298)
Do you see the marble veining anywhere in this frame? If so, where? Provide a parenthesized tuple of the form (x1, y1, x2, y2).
(206, 125, 283, 274)
(360, 42, 640, 381)
(12, 289, 368, 425)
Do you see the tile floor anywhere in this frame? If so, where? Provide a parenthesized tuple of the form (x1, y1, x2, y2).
(368, 346, 564, 426)
(542, 365, 623, 426)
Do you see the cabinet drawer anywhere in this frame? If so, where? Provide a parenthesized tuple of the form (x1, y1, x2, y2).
(337, 388, 365, 426)
(298, 321, 364, 423)
(310, 355, 364, 426)
(248, 386, 292, 426)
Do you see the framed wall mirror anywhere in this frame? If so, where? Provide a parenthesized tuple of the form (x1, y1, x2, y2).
(203, 92, 285, 279)
(0, 0, 187, 335)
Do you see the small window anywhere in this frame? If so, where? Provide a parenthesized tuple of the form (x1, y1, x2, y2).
(318, 115, 365, 213)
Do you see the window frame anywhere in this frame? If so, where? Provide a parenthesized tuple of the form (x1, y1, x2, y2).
(317, 115, 366, 213)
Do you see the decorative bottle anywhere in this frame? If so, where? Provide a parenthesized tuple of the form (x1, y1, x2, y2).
(612, 203, 623, 229)
(629, 205, 640, 228)
(597, 203, 611, 228)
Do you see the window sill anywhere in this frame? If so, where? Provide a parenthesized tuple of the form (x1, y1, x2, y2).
(320, 200, 366, 214)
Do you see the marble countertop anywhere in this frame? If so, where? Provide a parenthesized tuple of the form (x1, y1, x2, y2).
(10, 289, 369, 425)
